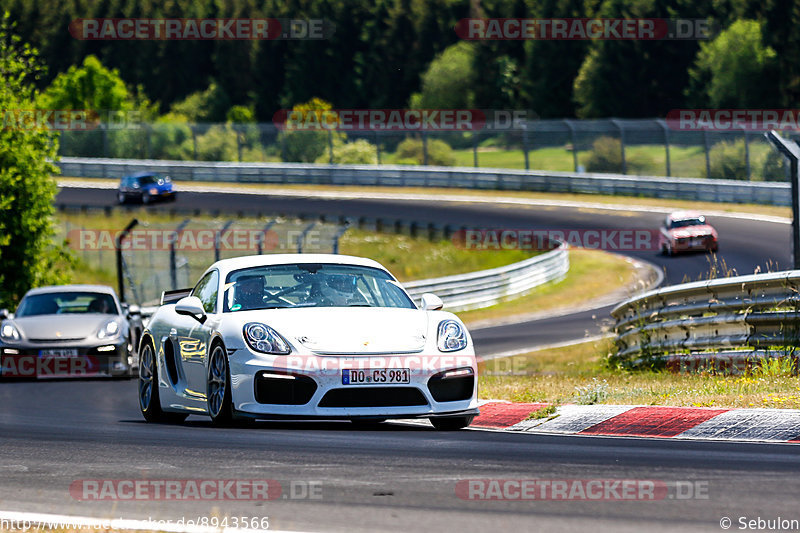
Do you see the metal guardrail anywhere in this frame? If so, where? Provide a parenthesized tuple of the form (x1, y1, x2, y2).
(56, 157, 791, 206)
(404, 243, 568, 312)
(611, 271, 800, 368)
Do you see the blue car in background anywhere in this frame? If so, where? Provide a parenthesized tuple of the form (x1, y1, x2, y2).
(118, 172, 177, 205)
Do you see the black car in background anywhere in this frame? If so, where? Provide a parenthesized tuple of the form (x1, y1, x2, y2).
(118, 172, 176, 205)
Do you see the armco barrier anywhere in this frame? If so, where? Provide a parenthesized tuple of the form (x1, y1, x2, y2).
(56, 157, 791, 206)
(404, 243, 568, 311)
(611, 271, 800, 369)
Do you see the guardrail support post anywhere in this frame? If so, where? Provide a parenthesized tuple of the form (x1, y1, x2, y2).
(766, 131, 800, 268)
(115, 219, 139, 303)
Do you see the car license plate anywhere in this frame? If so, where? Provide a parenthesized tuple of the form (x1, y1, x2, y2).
(691, 238, 704, 247)
(39, 349, 78, 357)
(342, 368, 410, 385)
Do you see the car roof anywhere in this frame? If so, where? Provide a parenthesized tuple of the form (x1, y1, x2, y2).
(125, 171, 158, 179)
(24, 284, 118, 297)
(203, 254, 394, 279)
(668, 210, 705, 221)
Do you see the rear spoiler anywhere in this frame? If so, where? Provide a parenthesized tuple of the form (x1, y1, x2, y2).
(160, 288, 192, 305)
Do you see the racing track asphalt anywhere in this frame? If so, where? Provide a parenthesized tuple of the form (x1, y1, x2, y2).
(1, 379, 800, 532)
(1, 185, 791, 532)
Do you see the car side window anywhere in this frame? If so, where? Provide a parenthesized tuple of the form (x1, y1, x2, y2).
(193, 270, 219, 314)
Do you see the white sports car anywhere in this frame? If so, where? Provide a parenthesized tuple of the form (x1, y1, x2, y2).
(138, 254, 479, 430)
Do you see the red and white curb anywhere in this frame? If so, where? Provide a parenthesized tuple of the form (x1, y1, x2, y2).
(470, 402, 800, 443)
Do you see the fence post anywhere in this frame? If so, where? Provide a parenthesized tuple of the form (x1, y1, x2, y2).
(328, 130, 334, 164)
(422, 132, 429, 166)
(297, 222, 316, 253)
(115, 219, 139, 303)
(375, 131, 381, 164)
(473, 132, 478, 167)
(170, 219, 191, 289)
(523, 121, 530, 170)
(102, 124, 109, 158)
(332, 222, 351, 254)
(191, 125, 198, 160)
(744, 131, 751, 180)
(144, 123, 151, 159)
(703, 130, 711, 178)
(612, 119, 627, 175)
(257, 220, 276, 255)
(215, 220, 235, 262)
(565, 120, 578, 172)
(658, 119, 671, 177)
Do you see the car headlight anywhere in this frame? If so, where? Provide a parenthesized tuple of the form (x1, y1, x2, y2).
(1, 323, 21, 342)
(243, 323, 291, 355)
(97, 320, 120, 339)
(437, 320, 467, 352)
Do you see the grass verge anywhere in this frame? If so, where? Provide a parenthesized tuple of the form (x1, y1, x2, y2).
(457, 249, 642, 326)
(479, 338, 800, 409)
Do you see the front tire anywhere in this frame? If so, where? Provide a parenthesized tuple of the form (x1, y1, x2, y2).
(139, 339, 187, 423)
(142, 191, 152, 205)
(207, 343, 234, 425)
(117, 192, 126, 205)
(430, 415, 474, 431)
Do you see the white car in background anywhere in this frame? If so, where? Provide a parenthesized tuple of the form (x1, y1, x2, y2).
(138, 254, 478, 430)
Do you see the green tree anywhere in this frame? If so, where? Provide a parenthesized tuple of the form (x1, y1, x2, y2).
(39, 54, 132, 112)
(687, 19, 779, 108)
(573, 0, 714, 118)
(0, 14, 70, 307)
(409, 42, 476, 109)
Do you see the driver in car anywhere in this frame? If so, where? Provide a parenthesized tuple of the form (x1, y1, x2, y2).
(319, 274, 368, 306)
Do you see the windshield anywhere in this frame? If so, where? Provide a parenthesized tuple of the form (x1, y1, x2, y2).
(223, 264, 415, 311)
(16, 292, 118, 317)
(136, 174, 162, 185)
(670, 217, 706, 228)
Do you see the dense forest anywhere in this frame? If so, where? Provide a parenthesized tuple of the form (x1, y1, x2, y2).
(1, 0, 798, 120)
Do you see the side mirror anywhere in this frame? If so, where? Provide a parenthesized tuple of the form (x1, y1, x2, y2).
(175, 296, 206, 323)
(0, 308, 9, 321)
(420, 293, 444, 311)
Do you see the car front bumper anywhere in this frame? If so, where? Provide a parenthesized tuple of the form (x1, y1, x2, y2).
(228, 350, 479, 419)
(0, 340, 131, 378)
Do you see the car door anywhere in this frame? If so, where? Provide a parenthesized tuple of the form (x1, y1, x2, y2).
(182, 270, 220, 395)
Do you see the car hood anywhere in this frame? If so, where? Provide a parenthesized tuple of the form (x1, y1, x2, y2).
(12, 314, 116, 341)
(235, 307, 429, 354)
(669, 225, 716, 239)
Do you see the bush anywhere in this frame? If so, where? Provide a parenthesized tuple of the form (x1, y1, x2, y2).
(395, 137, 455, 166)
(315, 139, 377, 165)
(706, 139, 748, 180)
(583, 136, 652, 174)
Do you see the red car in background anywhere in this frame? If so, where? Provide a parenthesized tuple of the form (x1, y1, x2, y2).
(659, 211, 719, 255)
